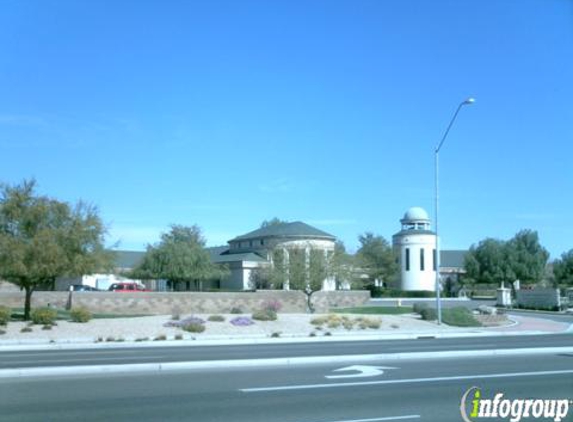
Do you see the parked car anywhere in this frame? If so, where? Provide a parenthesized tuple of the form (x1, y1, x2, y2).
(108, 283, 150, 292)
(70, 284, 100, 292)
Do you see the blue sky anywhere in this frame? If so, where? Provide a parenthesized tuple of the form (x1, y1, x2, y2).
(1, 0, 572, 258)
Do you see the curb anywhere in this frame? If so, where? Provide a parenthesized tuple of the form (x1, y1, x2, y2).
(0, 328, 565, 352)
(2, 346, 573, 379)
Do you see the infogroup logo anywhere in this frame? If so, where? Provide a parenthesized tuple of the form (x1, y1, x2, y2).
(460, 386, 571, 422)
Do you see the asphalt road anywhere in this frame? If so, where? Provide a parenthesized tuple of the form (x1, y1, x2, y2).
(1, 352, 572, 421)
(1, 334, 572, 369)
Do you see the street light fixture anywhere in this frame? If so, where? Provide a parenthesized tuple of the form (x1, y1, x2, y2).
(434, 97, 475, 324)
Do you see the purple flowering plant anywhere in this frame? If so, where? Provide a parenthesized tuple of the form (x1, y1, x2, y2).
(230, 316, 254, 327)
(164, 316, 205, 328)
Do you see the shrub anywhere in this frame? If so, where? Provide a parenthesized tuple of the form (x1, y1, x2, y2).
(208, 315, 225, 322)
(42, 324, 52, 330)
(154, 334, 168, 341)
(270, 332, 281, 338)
(365, 318, 381, 329)
(164, 316, 205, 328)
(310, 315, 329, 326)
(326, 314, 343, 329)
(369, 288, 435, 298)
(174, 334, 183, 340)
(420, 307, 438, 321)
(230, 306, 243, 314)
(0, 306, 11, 325)
(31, 308, 58, 326)
(21, 327, 33, 333)
(343, 320, 355, 330)
(252, 309, 277, 321)
(0, 329, 6, 335)
(262, 300, 282, 313)
(412, 303, 429, 315)
(230, 316, 254, 326)
(182, 322, 205, 333)
(442, 307, 482, 327)
(70, 307, 92, 323)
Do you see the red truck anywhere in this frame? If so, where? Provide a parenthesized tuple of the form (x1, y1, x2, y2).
(108, 283, 151, 292)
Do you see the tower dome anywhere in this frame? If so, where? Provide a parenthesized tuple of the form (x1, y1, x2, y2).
(400, 207, 431, 231)
(402, 207, 430, 223)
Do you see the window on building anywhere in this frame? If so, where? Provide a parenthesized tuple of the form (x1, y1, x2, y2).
(405, 248, 410, 271)
(420, 248, 425, 271)
(433, 249, 437, 271)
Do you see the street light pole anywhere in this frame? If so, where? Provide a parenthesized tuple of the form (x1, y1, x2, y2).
(434, 97, 474, 324)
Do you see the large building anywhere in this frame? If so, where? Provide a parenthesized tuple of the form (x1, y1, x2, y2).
(213, 221, 337, 290)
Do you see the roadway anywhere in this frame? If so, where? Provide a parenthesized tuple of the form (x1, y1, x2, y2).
(1, 352, 572, 421)
(1, 333, 572, 369)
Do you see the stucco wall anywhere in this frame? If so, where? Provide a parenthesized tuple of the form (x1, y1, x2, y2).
(0, 290, 370, 315)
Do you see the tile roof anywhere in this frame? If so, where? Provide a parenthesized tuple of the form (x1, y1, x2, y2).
(440, 250, 467, 268)
(230, 221, 335, 242)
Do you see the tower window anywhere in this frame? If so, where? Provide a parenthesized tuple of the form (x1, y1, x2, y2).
(405, 248, 410, 271)
(433, 249, 437, 271)
(420, 248, 425, 271)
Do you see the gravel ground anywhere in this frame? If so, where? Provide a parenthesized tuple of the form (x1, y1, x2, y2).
(0, 313, 472, 344)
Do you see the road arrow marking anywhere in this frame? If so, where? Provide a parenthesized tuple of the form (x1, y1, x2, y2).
(326, 365, 398, 379)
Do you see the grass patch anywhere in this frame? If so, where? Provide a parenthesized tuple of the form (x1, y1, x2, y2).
(9, 308, 151, 321)
(332, 306, 413, 315)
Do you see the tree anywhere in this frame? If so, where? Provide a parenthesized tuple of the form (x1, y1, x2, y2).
(330, 240, 355, 289)
(508, 229, 549, 284)
(464, 238, 514, 285)
(553, 249, 573, 287)
(286, 246, 330, 313)
(131, 225, 228, 291)
(464, 230, 549, 287)
(0, 180, 113, 320)
(355, 232, 398, 289)
(249, 244, 338, 312)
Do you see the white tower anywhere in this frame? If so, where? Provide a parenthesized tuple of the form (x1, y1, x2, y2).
(392, 207, 437, 291)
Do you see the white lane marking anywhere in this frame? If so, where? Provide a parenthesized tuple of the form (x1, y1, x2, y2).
(300, 416, 420, 422)
(0, 350, 145, 358)
(326, 365, 398, 379)
(241, 369, 573, 393)
(1, 355, 166, 366)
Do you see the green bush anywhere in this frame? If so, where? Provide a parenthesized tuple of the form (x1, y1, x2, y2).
(252, 309, 277, 321)
(442, 307, 482, 327)
(310, 315, 329, 326)
(208, 315, 225, 322)
(412, 303, 429, 315)
(31, 308, 58, 325)
(230, 306, 243, 314)
(369, 288, 435, 298)
(0, 306, 11, 325)
(420, 307, 438, 321)
(183, 322, 206, 333)
(70, 307, 92, 323)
